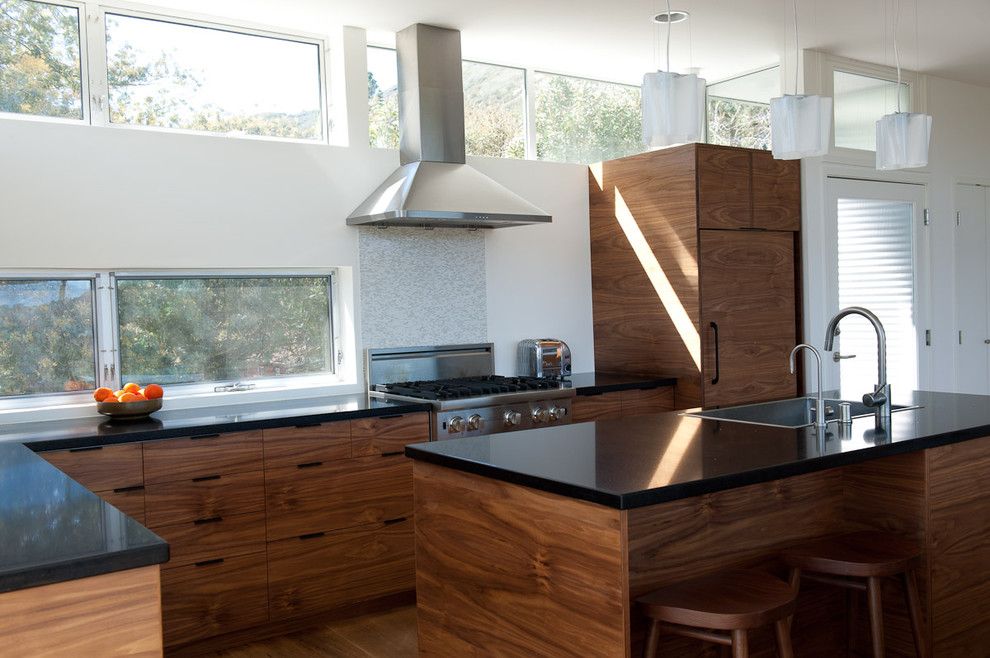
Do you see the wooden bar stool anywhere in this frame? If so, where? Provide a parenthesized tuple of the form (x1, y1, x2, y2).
(636, 569, 796, 658)
(782, 531, 927, 658)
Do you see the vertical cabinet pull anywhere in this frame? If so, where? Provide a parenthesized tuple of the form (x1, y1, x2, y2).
(710, 321, 721, 385)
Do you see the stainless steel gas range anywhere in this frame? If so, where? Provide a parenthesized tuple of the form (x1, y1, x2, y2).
(366, 343, 574, 440)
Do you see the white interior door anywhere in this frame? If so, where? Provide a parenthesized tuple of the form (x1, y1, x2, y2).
(824, 178, 930, 400)
(954, 184, 990, 394)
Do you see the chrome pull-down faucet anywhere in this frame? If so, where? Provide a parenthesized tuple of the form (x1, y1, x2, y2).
(789, 344, 827, 429)
(824, 307, 891, 428)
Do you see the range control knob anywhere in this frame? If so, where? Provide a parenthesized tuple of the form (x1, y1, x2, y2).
(532, 407, 549, 423)
(548, 406, 568, 421)
(502, 411, 523, 427)
(448, 416, 465, 433)
(467, 414, 483, 431)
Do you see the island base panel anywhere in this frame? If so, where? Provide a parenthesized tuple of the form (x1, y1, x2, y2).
(413, 461, 631, 657)
(0, 565, 163, 657)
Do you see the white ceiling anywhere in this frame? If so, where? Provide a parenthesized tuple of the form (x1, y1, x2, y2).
(162, 0, 990, 88)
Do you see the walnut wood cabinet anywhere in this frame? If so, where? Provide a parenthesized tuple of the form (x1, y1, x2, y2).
(571, 386, 675, 423)
(37, 411, 430, 650)
(589, 143, 801, 408)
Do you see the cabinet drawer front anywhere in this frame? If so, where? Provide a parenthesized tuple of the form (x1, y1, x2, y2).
(145, 470, 265, 528)
(268, 518, 415, 620)
(351, 413, 430, 457)
(619, 386, 675, 415)
(162, 550, 268, 646)
(41, 443, 144, 491)
(97, 487, 146, 524)
(154, 509, 267, 569)
(143, 430, 262, 484)
(262, 421, 351, 470)
(572, 392, 624, 422)
(266, 456, 412, 541)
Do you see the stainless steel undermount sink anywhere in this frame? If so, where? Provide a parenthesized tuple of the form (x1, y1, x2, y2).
(681, 397, 920, 429)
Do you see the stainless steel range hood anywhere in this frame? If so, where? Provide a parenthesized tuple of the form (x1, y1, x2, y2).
(347, 24, 551, 229)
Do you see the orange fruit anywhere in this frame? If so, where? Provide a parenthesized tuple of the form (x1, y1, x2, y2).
(113, 390, 125, 399)
(119, 392, 141, 403)
(144, 383, 164, 400)
(93, 387, 114, 402)
(132, 393, 148, 401)
(122, 382, 141, 394)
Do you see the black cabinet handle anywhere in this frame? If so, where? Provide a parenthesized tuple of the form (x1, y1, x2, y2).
(68, 445, 103, 453)
(380, 451, 404, 458)
(112, 485, 145, 493)
(294, 422, 322, 429)
(190, 433, 221, 441)
(191, 474, 221, 482)
(194, 516, 223, 525)
(194, 558, 224, 567)
(383, 517, 406, 526)
(299, 532, 326, 540)
(296, 461, 323, 469)
(378, 414, 405, 420)
(710, 321, 721, 385)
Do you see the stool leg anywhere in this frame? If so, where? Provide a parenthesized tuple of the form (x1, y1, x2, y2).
(785, 567, 801, 634)
(866, 576, 885, 658)
(848, 587, 859, 654)
(774, 619, 794, 658)
(643, 619, 661, 658)
(903, 570, 928, 658)
(731, 629, 749, 658)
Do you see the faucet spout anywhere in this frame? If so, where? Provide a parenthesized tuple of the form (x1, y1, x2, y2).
(789, 344, 826, 429)
(823, 307, 891, 427)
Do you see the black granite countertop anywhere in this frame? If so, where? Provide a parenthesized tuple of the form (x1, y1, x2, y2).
(0, 441, 168, 593)
(0, 394, 432, 452)
(566, 372, 677, 396)
(405, 390, 990, 509)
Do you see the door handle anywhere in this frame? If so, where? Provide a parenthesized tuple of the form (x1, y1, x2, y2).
(710, 321, 720, 385)
(832, 352, 857, 362)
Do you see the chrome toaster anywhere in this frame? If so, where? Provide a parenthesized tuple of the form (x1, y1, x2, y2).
(517, 339, 572, 379)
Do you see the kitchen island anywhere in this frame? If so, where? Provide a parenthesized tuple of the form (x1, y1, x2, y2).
(406, 390, 990, 657)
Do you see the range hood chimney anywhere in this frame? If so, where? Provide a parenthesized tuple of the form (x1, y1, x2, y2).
(347, 24, 552, 229)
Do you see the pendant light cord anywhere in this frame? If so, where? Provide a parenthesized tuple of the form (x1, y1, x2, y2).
(893, 0, 902, 112)
(792, 0, 799, 94)
(666, 0, 672, 72)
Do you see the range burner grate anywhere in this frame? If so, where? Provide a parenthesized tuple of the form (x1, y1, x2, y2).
(375, 375, 558, 401)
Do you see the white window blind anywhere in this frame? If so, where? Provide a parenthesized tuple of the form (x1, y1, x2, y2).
(836, 197, 919, 397)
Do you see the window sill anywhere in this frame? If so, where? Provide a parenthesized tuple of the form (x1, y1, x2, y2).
(0, 380, 363, 426)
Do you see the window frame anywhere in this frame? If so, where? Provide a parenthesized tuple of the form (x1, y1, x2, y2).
(0, 268, 342, 412)
(808, 52, 927, 166)
(0, 0, 92, 125)
(0, 270, 105, 410)
(94, 2, 330, 142)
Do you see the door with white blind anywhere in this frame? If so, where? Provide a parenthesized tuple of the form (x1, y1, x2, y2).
(954, 183, 990, 394)
(824, 178, 930, 400)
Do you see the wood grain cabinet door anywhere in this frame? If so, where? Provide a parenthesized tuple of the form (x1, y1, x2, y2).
(752, 151, 801, 231)
(571, 392, 624, 422)
(697, 145, 752, 229)
(700, 230, 798, 407)
(267, 518, 415, 620)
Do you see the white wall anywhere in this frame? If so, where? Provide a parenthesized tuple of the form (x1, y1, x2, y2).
(0, 118, 594, 391)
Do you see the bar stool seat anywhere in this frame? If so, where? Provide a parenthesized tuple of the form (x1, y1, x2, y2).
(782, 531, 927, 658)
(637, 569, 796, 658)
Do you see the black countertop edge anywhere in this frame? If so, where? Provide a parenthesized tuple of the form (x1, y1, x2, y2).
(405, 422, 990, 510)
(569, 373, 678, 396)
(20, 401, 434, 453)
(0, 543, 170, 595)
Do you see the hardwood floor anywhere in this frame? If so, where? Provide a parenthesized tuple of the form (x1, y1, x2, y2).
(212, 606, 417, 657)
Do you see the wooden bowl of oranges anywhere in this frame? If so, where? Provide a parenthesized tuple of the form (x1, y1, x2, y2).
(94, 383, 164, 418)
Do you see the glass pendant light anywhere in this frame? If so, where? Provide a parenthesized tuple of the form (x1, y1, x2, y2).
(770, 0, 832, 159)
(875, 0, 932, 170)
(642, 0, 706, 148)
